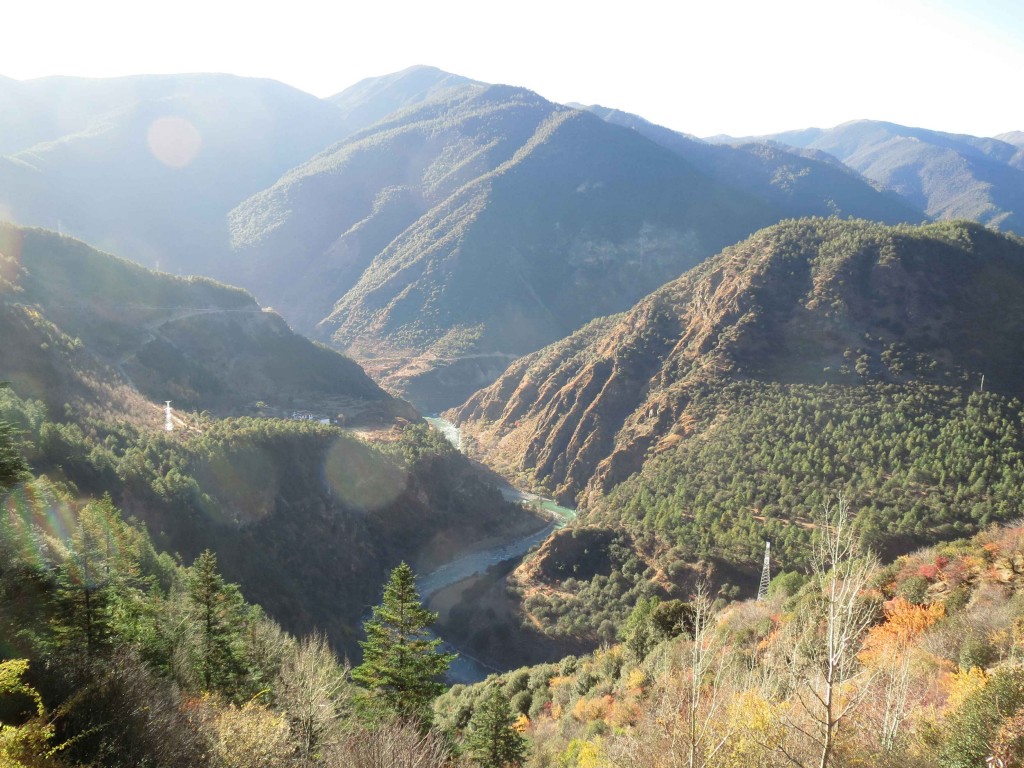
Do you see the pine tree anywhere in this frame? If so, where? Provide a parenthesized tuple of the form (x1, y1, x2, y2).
(53, 495, 145, 657)
(0, 402, 28, 491)
(184, 550, 251, 699)
(351, 562, 455, 724)
(620, 596, 661, 660)
(464, 687, 527, 767)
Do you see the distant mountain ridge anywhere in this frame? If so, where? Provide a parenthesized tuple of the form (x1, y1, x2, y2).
(577, 105, 922, 224)
(997, 130, 1024, 148)
(329, 64, 482, 136)
(714, 120, 1024, 233)
(0, 73, 350, 272)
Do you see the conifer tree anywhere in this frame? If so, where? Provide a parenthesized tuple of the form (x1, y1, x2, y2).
(0, 424, 25, 491)
(54, 495, 145, 657)
(0, 385, 27, 491)
(352, 562, 455, 724)
(464, 687, 527, 767)
(184, 549, 251, 699)
(620, 596, 661, 660)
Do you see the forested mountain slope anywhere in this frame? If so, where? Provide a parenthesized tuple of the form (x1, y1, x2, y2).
(228, 84, 780, 408)
(0, 224, 537, 653)
(0, 224, 408, 422)
(451, 219, 1024, 607)
(0, 453, 501, 766)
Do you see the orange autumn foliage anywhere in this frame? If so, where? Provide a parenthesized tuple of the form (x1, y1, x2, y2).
(571, 694, 616, 723)
(860, 597, 945, 663)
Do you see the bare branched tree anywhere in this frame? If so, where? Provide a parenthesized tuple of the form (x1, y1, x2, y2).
(684, 581, 733, 768)
(323, 720, 454, 768)
(777, 496, 879, 768)
(275, 632, 351, 763)
(608, 582, 736, 768)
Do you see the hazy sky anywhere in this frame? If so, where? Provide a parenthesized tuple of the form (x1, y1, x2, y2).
(3, 0, 1021, 137)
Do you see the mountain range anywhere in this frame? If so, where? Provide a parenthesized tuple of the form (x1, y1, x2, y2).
(577, 105, 922, 223)
(227, 84, 788, 409)
(14, 66, 1009, 410)
(0, 73, 355, 274)
(713, 119, 1024, 234)
(226, 76, 943, 409)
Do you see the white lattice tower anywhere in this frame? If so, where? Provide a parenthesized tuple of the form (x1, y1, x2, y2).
(757, 541, 771, 601)
(164, 401, 174, 432)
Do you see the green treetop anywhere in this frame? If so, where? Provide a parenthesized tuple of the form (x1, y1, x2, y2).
(351, 562, 455, 724)
(184, 549, 252, 699)
(464, 686, 528, 767)
(0, 384, 28, 492)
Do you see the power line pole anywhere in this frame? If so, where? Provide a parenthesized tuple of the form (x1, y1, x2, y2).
(757, 541, 771, 601)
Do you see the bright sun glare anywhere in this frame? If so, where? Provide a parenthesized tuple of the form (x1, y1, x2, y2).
(2, 0, 1022, 136)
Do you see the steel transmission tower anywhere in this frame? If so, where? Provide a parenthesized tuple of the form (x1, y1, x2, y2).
(757, 541, 771, 601)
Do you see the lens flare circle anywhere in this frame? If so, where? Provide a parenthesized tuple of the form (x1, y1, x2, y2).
(323, 437, 407, 512)
(146, 116, 202, 169)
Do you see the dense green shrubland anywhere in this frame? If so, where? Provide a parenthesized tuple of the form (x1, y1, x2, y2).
(599, 383, 1024, 569)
